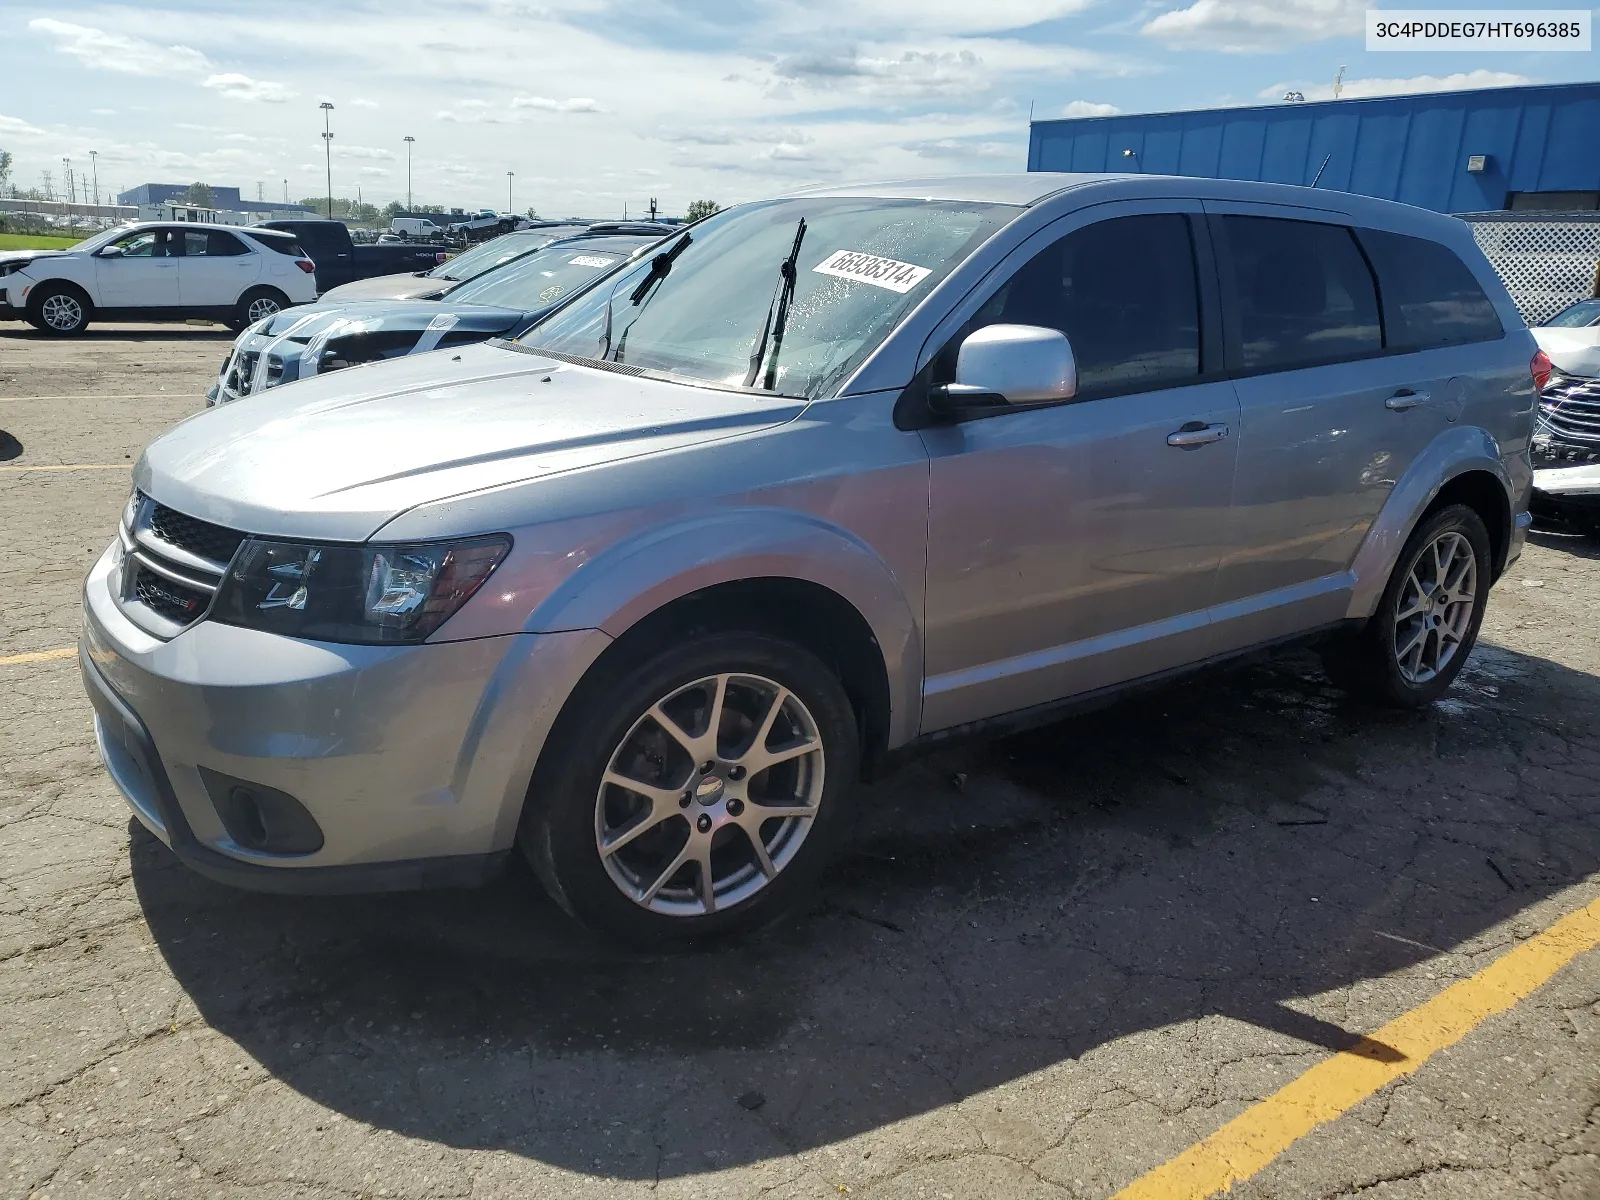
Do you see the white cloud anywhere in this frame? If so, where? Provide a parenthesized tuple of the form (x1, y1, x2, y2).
(29, 18, 211, 76)
(511, 95, 604, 113)
(337, 144, 399, 160)
(1062, 99, 1120, 117)
(0, 114, 47, 139)
(350, 97, 380, 108)
(203, 72, 297, 102)
(90, 107, 117, 116)
(1259, 70, 1532, 103)
(1141, 0, 1363, 52)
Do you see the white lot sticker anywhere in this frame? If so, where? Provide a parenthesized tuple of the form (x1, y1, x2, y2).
(812, 249, 932, 294)
(568, 255, 616, 268)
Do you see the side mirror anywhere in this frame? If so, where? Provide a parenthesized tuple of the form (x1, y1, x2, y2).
(930, 323, 1078, 417)
(96, 246, 125, 258)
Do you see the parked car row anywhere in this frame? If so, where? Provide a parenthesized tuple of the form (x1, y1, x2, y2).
(207, 225, 669, 403)
(80, 173, 1538, 945)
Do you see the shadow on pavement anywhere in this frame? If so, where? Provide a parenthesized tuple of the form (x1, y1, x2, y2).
(131, 642, 1600, 1179)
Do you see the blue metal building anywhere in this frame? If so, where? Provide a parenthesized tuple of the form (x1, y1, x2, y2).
(1028, 81, 1600, 214)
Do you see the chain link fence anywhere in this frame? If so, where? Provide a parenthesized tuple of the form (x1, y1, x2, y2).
(1460, 212, 1600, 326)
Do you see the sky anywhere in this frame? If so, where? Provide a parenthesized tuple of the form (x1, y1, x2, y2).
(0, 0, 1593, 219)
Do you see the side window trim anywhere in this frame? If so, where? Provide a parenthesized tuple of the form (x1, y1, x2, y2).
(896, 199, 1220, 429)
(1353, 226, 1506, 353)
(1206, 211, 1389, 379)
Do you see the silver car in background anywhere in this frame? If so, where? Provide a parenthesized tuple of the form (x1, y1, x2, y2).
(82, 173, 1536, 943)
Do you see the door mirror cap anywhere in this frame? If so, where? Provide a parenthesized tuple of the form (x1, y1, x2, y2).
(96, 246, 125, 258)
(931, 323, 1078, 417)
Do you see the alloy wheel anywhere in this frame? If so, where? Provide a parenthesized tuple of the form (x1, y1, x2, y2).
(594, 672, 825, 917)
(1392, 530, 1478, 684)
(246, 296, 282, 323)
(40, 294, 83, 331)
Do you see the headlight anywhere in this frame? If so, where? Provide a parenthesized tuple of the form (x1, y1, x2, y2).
(0, 262, 23, 278)
(212, 535, 510, 644)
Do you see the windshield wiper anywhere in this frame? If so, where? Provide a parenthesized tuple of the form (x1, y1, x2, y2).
(627, 232, 692, 306)
(743, 219, 807, 390)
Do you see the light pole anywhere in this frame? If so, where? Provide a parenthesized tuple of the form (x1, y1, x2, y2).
(506, 170, 513, 214)
(89, 150, 99, 207)
(403, 136, 415, 211)
(319, 101, 335, 218)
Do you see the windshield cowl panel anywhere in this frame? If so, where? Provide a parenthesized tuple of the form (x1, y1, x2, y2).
(517, 198, 1016, 401)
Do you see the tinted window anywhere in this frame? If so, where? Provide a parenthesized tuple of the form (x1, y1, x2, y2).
(247, 233, 305, 258)
(1219, 216, 1380, 373)
(180, 230, 247, 256)
(1357, 228, 1502, 350)
(208, 230, 248, 256)
(943, 213, 1201, 397)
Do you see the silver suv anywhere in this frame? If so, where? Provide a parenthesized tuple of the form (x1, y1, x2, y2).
(81, 174, 1537, 943)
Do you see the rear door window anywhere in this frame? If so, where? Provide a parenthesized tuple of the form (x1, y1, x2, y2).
(942, 213, 1202, 399)
(1356, 229, 1503, 349)
(1216, 216, 1381, 374)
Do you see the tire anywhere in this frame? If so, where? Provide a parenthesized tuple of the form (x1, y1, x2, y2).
(27, 282, 91, 336)
(230, 287, 288, 332)
(1321, 503, 1491, 707)
(519, 631, 859, 946)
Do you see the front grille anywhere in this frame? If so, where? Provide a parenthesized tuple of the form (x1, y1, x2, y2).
(1538, 376, 1600, 450)
(225, 350, 260, 397)
(115, 495, 248, 638)
(135, 567, 210, 624)
(148, 502, 246, 566)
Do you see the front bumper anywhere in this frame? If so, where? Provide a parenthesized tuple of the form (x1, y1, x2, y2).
(81, 543, 609, 893)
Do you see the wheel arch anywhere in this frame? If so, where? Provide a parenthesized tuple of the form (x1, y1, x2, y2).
(1346, 425, 1516, 619)
(525, 510, 922, 762)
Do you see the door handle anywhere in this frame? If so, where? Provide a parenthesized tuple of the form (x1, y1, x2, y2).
(1385, 389, 1428, 411)
(1167, 422, 1230, 448)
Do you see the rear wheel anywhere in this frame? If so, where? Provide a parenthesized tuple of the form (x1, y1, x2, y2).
(28, 283, 91, 336)
(1321, 503, 1490, 707)
(519, 632, 859, 945)
(230, 287, 288, 332)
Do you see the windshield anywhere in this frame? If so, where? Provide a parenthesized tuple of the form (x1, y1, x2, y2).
(518, 197, 1016, 399)
(1544, 299, 1600, 329)
(446, 240, 649, 310)
(427, 229, 577, 281)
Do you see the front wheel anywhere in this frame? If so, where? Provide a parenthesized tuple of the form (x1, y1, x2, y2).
(519, 632, 859, 945)
(28, 283, 91, 336)
(1322, 503, 1491, 707)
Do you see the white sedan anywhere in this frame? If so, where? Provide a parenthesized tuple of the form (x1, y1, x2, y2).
(0, 222, 318, 336)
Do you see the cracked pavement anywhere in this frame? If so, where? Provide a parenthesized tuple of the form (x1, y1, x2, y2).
(1, 326, 1598, 1199)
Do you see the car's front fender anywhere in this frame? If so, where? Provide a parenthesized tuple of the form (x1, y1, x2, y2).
(517, 507, 924, 748)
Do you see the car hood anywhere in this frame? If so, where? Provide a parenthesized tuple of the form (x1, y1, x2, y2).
(248, 299, 526, 344)
(318, 272, 452, 303)
(1534, 327, 1600, 379)
(140, 340, 806, 541)
(0, 249, 66, 267)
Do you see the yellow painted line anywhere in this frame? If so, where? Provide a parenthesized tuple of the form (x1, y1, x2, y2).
(0, 646, 77, 666)
(1113, 893, 1600, 1200)
(0, 464, 128, 472)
